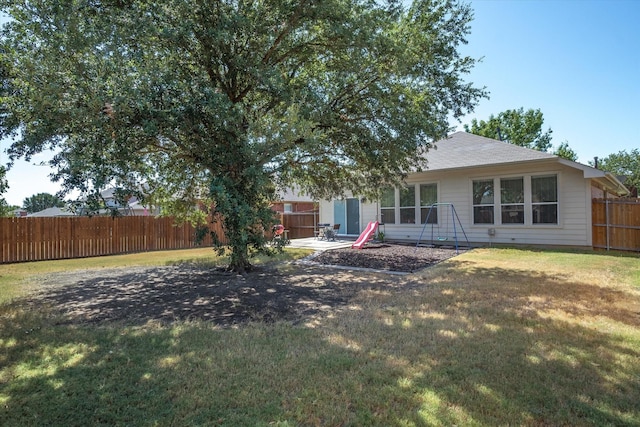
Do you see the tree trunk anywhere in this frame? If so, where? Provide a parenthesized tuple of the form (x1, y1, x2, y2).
(208, 157, 276, 273)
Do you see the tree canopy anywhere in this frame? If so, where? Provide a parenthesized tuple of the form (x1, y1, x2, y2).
(0, 165, 11, 216)
(0, 198, 16, 217)
(464, 107, 582, 161)
(464, 107, 553, 152)
(553, 141, 578, 162)
(1, 0, 486, 271)
(0, 165, 6, 195)
(593, 149, 640, 192)
(22, 192, 65, 213)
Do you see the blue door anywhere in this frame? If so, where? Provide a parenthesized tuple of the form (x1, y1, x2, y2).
(333, 200, 346, 234)
(346, 198, 360, 235)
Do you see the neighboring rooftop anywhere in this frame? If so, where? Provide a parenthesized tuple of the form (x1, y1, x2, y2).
(26, 207, 75, 217)
(276, 186, 314, 202)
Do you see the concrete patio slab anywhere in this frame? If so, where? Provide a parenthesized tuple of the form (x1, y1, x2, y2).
(287, 237, 354, 251)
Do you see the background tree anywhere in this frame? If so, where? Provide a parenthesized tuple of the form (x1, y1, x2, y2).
(0, 165, 7, 196)
(22, 192, 65, 213)
(464, 107, 553, 152)
(553, 141, 578, 162)
(0, 198, 17, 217)
(1, 0, 486, 272)
(0, 166, 13, 216)
(592, 149, 640, 192)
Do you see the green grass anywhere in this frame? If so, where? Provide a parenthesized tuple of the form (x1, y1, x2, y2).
(1, 247, 639, 426)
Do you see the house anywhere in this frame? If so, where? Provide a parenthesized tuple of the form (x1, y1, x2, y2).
(318, 131, 629, 248)
(99, 187, 159, 216)
(26, 207, 76, 217)
(12, 208, 28, 217)
(272, 187, 317, 214)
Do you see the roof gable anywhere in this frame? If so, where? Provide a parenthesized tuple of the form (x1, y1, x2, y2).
(415, 132, 628, 196)
(420, 131, 556, 171)
(27, 207, 75, 217)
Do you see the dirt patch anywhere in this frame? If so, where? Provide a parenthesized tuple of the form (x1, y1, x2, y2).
(21, 244, 461, 327)
(311, 243, 460, 272)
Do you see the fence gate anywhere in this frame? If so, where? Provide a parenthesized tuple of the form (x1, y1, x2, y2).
(592, 198, 640, 252)
(279, 210, 319, 239)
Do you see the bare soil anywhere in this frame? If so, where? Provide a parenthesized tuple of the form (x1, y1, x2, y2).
(21, 244, 461, 327)
(311, 243, 459, 272)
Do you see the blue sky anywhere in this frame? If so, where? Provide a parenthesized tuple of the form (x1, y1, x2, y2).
(454, 0, 639, 161)
(2, 0, 639, 206)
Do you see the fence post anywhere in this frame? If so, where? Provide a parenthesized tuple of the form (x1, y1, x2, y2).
(605, 198, 610, 251)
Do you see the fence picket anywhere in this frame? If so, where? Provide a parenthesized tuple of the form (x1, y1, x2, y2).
(0, 216, 222, 264)
(0, 211, 323, 263)
(279, 211, 319, 239)
(592, 198, 640, 252)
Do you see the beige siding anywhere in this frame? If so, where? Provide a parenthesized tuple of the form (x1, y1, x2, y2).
(361, 202, 378, 225)
(318, 199, 334, 225)
(324, 161, 593, 247)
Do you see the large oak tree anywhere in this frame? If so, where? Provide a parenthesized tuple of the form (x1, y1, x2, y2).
(1, 0, 486, 271)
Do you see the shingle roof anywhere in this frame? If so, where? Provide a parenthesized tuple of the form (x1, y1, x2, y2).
(27, 207, 75, 217)
(419, 131, 556, 171)
(276, 186, 314, 202)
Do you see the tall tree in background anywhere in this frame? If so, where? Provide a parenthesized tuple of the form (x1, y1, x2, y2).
(464, 107, 553, 152)
(553, 141, 578, 162)
(593, 149, 640, 192)
(0, 167, 10, 216)
(0, 198, 16, 217)
(1, 0, 486, 271)
(464, 107, 581, 161)
(22, 192, 65, 213)
(0, 166, 6, 196)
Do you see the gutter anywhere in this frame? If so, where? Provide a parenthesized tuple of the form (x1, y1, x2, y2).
(556, 158, 630, 197)
(599, 172, 630, 197)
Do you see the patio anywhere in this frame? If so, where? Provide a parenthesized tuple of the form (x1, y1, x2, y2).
(287, 237, 354, 251)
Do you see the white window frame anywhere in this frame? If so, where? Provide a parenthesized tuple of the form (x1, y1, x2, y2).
(379, 182, 439, 225)
(380, 187, 396, 224)
(420, 183, 439, 224)
(500, 176, 525, 224)
(471, 173, 560, 227)
(531, 174, 559, 225)
(399, 185, 416, 224)
(472, 178, 495, 224)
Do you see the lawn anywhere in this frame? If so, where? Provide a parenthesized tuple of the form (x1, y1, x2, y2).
(1, 247, 639, 426)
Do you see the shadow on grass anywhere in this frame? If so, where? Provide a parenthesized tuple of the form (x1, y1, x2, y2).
(17, 264, 395, 326)
(1, 261, 639, 425)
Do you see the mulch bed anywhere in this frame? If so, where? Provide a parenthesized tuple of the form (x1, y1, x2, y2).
(310, 243, 460, 272)
(21, 244, 462, 327)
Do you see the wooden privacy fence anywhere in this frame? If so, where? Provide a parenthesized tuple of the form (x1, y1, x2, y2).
(0, 216, 224, 264)
(278, 210, 319, 239)
(592, 198, 640, 252)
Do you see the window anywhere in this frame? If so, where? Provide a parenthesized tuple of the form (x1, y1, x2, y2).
(284, 203, 293, 213)
(420, 183, 438, 224)
(400, 186, 416, 223)
(380, 187, 395, 224)
(532, 175, 558, 224)
(500, 177, 524, 224)
(473, 179, 494, 224)
(472, 174, 559, 226)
